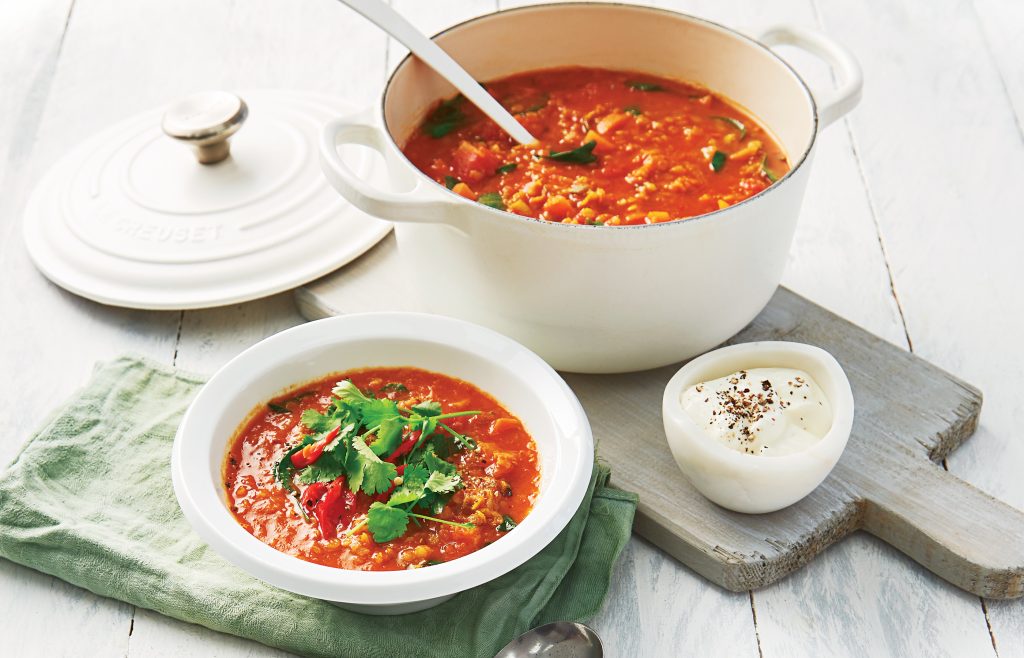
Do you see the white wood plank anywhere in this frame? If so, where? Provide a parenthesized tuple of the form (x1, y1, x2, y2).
(0, 0, 161, 655)
(812, 0, 1024, 653)
(972, 0, 1024, 136)
(127, 608, 296, 658)
(591, 537, 759, 657)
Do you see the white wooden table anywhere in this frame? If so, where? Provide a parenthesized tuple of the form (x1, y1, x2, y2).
(2, 0, 1021, 655)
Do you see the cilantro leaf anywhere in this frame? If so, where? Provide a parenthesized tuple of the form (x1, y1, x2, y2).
(275, 436, 315, 492)
(443, 175, 459, 190)
(546, 141, 597, 164)
(411, 401, 442, 417)
(496, 163, 517, 174)
(379, 382, 408, 393)
(425, 470, 461, 494)
(497, 515, 518, 532)
(293, 423, 355, 484)
(359, 398, 401, 429)
(477, 192, 506, 210)
(367, 502, 410, 543)
(350, 434, 398, 495)
(710, 150, 728, 172)
(370, 416, 404, 457)
(301, 408, 342, 434)
(626, 80, 664, 92)
(422, 445, 456, 476)
(423, 95, 466, 138)
(268, 402, 290, 414)
(386, 465, 430, 506)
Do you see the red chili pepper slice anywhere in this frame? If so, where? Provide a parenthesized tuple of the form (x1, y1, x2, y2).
(315, 477, 357, 539)
(299, 482, 328, 511)
(290, 425, 342, 469)
(384, 430, 421, 464)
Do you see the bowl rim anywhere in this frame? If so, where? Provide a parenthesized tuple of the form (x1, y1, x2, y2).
(661, 341, 855, 470)
(172, 311, 594, 604)
(379, 1, 820, 232)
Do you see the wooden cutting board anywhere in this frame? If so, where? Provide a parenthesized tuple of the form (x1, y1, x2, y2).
(296, 233, 1024, 599)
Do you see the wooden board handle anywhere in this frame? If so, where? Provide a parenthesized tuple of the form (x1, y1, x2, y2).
(862, 462, 1024, 599)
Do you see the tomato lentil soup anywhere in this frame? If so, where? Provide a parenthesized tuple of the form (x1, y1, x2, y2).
(402, 66, 789, 225)
(224, 367, 539, 571)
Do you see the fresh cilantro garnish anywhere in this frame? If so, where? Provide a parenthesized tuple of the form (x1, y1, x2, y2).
(761, 155, 778, 183)
(275, 377, 485, 541)
(496, 163, 517, 174)
(477, 192, 505, 210)
(348, 433, 397, 495)
(711, 115, 747, 139)
(546, 141, 598, 164)
(423, 95, 466, 138)
(379, 382, 408, 393)
(623, 105, 642, 116)
(275, 436, 315, 493)
(627, 80, 664, 92)
(366, 502, 474, 543)
(444, 175, 459, 190)
(497, 515, 518, 532)
(366, 503, 409, 542)
(710, 150, 728, 172)
(411, 401, 442, 417)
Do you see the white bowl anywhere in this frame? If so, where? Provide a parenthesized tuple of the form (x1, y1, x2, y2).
(172, 312, 594, 614)
(662, 341, 854, 513)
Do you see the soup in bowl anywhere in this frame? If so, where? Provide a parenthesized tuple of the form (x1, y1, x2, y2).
(319, 3, 862, 373)
(172, 312, 593, 614)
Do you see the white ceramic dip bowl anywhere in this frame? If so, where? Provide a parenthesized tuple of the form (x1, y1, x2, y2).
(662, 341, 854, 513)
(172, 312, 593, 614)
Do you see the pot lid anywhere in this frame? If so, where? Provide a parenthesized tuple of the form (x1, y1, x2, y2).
(23, 90, 390, 310)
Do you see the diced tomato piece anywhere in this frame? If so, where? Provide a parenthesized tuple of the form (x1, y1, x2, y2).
(452, 141, 501, 183)
(450, 182, 476, 199)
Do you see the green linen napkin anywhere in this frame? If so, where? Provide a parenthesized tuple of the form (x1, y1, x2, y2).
(0, 355, 637, 658)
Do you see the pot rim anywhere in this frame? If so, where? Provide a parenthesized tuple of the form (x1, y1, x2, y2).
(380, 1, 820, 232)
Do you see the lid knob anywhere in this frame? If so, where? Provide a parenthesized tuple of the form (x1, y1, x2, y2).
(161, 91, 248, 165)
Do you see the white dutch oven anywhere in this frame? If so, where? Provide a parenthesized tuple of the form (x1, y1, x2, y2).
(319, 3, 862, 374)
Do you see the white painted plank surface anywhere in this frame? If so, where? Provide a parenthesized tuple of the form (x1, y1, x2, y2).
(0, 0, 1021, 656)
(0, 1, 166, 655)
(813, 0, 1024, 654)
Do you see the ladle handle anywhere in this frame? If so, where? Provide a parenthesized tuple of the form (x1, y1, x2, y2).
(337, 0, 536, 145)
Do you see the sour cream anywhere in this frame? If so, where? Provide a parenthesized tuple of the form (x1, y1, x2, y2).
(679, 367, 832, 456)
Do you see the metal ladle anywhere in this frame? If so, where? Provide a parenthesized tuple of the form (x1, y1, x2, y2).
(337, 0, 537, 145)
(494, 621, 604, 658)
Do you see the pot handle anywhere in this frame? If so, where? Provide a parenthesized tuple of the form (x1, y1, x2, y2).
(319, 113, 461, 225)
(758, 25, 863, 129)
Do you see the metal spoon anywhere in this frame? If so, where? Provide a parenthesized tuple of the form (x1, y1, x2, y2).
(494, 621, 603, 658)
(337, 0, 537, 145)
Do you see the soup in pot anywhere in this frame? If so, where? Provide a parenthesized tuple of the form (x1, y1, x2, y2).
(402, 66, 789, 225)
